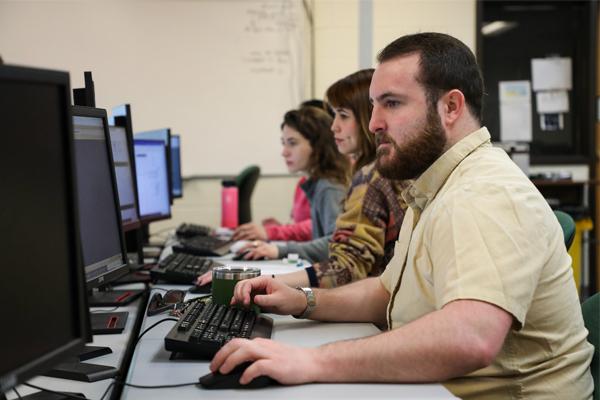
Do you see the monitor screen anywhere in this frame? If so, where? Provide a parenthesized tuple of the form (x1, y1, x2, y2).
(136, 128, 172, 203)
(109, 125, 141, 231)
(134, 139, 171, 222)
(0, 65, 88, 392)
(72, 107, 129, 289)
(171, 134, 183, 198)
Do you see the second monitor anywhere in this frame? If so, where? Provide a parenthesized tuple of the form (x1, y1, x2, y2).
(72, 106, 144, 309)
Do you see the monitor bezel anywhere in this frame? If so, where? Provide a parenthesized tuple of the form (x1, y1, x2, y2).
(112, 104, 143, 233)
(108, 123, 142, 232)
(0, 65, 89, 392)
(71, 105, 130, 290)
(171, 134, 183, 199)
(135, 128, 173, 204)
(133, 138, 172, 223)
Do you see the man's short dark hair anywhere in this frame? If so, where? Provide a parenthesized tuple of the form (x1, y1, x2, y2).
(377, 32, 484, 123)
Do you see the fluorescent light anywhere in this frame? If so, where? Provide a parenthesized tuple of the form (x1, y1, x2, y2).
(482, 21, 518, 36)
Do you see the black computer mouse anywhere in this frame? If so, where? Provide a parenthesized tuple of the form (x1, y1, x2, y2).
(232, 250, 268, 261)
(188, 282, 211, 294)
(232, 250, 251, 261)
(198, 361, 276, 390)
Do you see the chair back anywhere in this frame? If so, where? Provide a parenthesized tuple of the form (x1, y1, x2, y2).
(235, 165, 260, 224)
(554, 210, 576, 250)
(582, 293, 599, 400)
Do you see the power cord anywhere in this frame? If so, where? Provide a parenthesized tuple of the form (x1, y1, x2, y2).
(120, 381, 199, 390)
(133, 317, 178, 346)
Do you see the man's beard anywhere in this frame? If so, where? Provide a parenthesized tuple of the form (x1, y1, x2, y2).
(375, 106, 447, 181)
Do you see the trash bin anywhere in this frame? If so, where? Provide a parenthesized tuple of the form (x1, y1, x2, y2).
(569, 217, 593, 293)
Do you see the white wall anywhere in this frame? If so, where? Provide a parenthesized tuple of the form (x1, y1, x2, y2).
(0, 0, 310, 176)
(312, 0, 476, 97)
(0, 0, 477, 232)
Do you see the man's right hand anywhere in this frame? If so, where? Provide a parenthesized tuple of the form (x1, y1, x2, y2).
(232, 275, 307, 316)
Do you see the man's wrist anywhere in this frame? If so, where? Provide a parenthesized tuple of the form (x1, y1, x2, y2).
(293, 287, 316, 319)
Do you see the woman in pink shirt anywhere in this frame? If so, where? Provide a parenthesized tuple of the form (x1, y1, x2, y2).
(259, 176, 312, 241)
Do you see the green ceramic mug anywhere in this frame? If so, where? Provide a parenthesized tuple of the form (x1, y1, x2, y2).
(212, 266, 261, 306)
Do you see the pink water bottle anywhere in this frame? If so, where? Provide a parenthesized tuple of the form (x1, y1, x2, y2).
(221, 180, 239, 229)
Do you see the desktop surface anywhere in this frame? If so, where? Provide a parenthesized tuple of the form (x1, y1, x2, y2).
(120, 258, 456, 399)
(124, 311, 454, 399)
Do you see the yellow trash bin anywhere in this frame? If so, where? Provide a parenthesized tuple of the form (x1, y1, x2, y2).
(569, 217, 593, 293)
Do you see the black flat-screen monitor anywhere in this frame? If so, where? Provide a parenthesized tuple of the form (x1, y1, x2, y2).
(110, 104, 144, 264)
(109, 125, 141, 231)
(171, 134, 183, 198)
(0, 65, 89, 393)
(135, 128, 173, 203)
(134, 139, 172, 223)
(72, 106, 129, 289)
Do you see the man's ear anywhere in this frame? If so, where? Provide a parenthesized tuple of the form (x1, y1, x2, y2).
(439, 89, 466, 126)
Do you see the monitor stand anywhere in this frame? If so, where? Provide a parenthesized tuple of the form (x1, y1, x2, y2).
(7, 391, 87, 400)
(90, 311, 128, 335)
(43, 357, 117, 383)
(42, 338, 120, 382)
(88, 287, 144, 307)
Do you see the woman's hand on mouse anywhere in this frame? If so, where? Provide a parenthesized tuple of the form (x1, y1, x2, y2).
(210, 337, 320, 385)
(237, 241, 278, 260)
(232, 223, 267, 241)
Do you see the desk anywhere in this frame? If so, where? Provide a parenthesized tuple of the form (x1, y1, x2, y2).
(121, 259, 455, 399)
(8, 288, 147, 400)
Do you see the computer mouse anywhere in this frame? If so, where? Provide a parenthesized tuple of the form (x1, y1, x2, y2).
(188, 282, 211, 294)
(232, 250, 251, 261)
(232, 251, 268, 261)
(198, 361, 276, 390)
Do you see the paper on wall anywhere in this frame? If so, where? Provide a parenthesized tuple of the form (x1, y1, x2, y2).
(531, 57, 572, 91)
(499, 80, 532, 142)
(536, 90, 569, 113)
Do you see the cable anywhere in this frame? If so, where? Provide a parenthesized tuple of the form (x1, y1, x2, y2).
(23, 384, 86, 399)
(133, 318, 178, 349)
(120, 381, 198, 389)
(12, 388, 23, 399)
(98, 381, 115, 400)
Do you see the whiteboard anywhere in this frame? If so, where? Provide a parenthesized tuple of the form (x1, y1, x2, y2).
(0, 0, 311, 176)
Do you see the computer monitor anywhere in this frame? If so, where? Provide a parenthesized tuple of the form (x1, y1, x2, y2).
(134, 139, 172, 223)
(135, 128, 173, 203)
(109, 125, 141, 232)
(171, 134, 183, 198)
(110, 104, 144, 264)
(0, 65, 89, 394)
(72, 106, 130, 290)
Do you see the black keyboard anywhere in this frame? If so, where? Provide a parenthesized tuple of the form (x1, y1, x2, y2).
(176, 223, 212, 238)
(173, 236, 233, 257)
(150, 253, 223, 284)
(164, 301, 273, 359)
